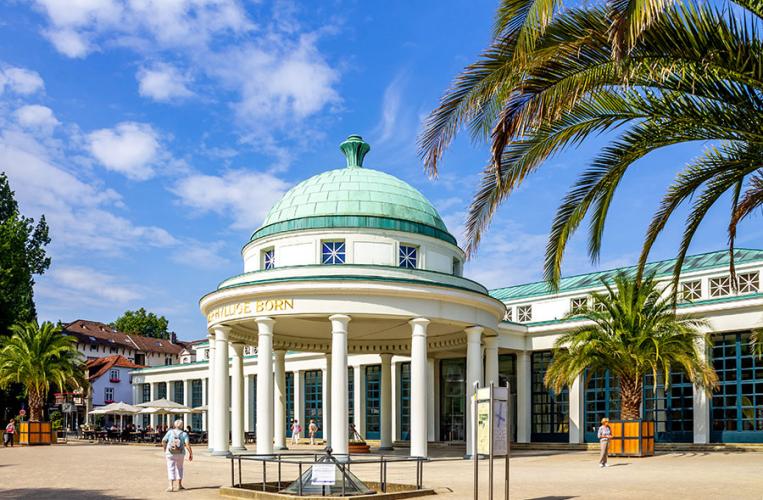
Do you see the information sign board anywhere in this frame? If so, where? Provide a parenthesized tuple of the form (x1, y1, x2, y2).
(476, 387, 509, 456)
(311, 463, 336, 486)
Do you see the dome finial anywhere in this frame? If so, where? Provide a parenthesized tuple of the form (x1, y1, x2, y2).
(339, 134, 370, 168)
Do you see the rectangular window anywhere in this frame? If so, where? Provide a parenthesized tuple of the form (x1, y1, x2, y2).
(452, 258, 462, 276)
(584, 369, 620, 443)
(643, 372, 693, 442)
(104, 387, 114, 403)
(285, 372, 294, 437)
(365, 365, 381, 439)
(531, 351, 569, 441)
(569, 297, 587, 315)
(709, 275, 732, 297)
(203, 349, 209, 360)
(173, 381, 184, 403)
(738, 272, 760, 294)
(191, 380, 203, 430)
(681, 280, 702, 302)
(321, 240, 345, 264)
(142, 383, 150, 403)
(439, 358, 466, 441)
(517, 305, 532, 322)
(348, 367, 355, 425)
(498, 354, 518, 442)
(400, 362, 411, 439)
(109, 369, 120, 382)
(90, 344, 97, 351)
(156, 383, 167, 400)
(304, 370, 323, 438)
(262, 247, 275, 270)
(135, 353, 145, 365)
(399, 244, 418, 269)
(165, 357, 173, 366)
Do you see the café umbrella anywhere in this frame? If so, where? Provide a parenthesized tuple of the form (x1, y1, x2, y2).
(88, 401, 142, 428)
(137, 399, 191, 428)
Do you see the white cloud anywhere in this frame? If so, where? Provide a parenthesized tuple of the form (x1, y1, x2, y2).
(87, 121, 159, 180)
(173, 169, 291, 230)
(45, 28, 92, 58)
(15, 105, 60, 130)
(38, 265, 143, 306)
(374, 72, 406, 144)
(0, 128, 176, 255)
(0, 66, 45, 94)
(137, 62, 193, 102)
(172, 240, 231, 269)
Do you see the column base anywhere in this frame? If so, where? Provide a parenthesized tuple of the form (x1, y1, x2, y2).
(230, 446, 247, 452)
(212, 450, 231, 456)
(274, 445, 289, 451)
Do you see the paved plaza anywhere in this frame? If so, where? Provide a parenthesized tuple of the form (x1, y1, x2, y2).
(0, 443, 761, 499)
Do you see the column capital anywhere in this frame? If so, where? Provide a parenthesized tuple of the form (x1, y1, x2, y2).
(409, 318, 430, 338)
(274, 349, 287, 358)
(484, 335, 498, 349)
(329, 314, 351, 324)
(230, 342, 245, 356)
(213, 325, 231, 340)
(380, 353, 393, 363)
(255, 317, 275, 335)
(464, 325, 484, 340)
(409, 317, 430, 328)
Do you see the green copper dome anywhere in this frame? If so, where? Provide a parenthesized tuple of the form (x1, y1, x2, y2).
(251, 135, 455, 245)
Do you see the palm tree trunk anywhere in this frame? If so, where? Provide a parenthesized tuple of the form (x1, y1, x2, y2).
(619, 375, 643, 420)
(28, 386, 44, 421)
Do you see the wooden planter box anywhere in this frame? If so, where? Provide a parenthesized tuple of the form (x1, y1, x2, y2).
(349, 442, 371, 453)
(18, 421, 52, 446)
(608, 420, 654, 457)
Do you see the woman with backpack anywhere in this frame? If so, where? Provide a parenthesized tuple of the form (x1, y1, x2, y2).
(162, 419, 193, 492)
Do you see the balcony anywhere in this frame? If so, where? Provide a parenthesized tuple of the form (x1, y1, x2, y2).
(109, 377, 120, 383)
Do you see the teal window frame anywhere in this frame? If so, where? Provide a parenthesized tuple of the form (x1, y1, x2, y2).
(321, 241, 345, 265)
(173, 381, 184, 404)
(531, 351, 569, 442)
(285, 372, 294, 437)
(400, 362, 411, 439)
(365, 365, 381, 439)
(191, 380, 203, 431)
(304, 370, 323, 438)
(348, 367, 355, 425)
(156, 383, 167, 400)
(439, 358, 466, 442)
(584, 369, 620, 443)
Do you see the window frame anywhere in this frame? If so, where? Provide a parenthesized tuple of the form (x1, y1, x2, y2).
(321, 240, 346, 265)
(681, 279, 702, 302)
(709, 275, 732, 297)
(569, 297, 587, 315)
(738, 271, 760, 294)
(517, 305, 533, 323)
(398, 244, 419, 269)
(262, 247, 275, 270)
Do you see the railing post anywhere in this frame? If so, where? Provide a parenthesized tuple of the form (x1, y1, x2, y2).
(262, 460, 267, 491)
(230, 457, 234, 487)
(298, 462, 303, 495)
(238, 456, 242, 487)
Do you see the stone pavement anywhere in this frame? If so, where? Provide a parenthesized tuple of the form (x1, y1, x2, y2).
(0, 441, 761, 499)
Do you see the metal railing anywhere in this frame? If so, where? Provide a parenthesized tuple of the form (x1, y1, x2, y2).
(228, 449, 427, 496)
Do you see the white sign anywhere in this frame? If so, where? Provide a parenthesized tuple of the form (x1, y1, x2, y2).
(477, 387, 509, 456)
(310, 463, 336, 486)
(62, 403, 75, 413)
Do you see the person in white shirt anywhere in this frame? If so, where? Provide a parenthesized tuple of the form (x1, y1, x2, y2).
(597, 418, 612, 467)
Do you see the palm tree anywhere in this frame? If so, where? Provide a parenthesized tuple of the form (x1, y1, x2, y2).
(419, 0, 763, 291)
(544, 272, 717, 420)
(0, 321, 85, 421)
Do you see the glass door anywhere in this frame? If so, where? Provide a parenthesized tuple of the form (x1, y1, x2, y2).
(440, 358, 466, 442)
(365, 365, 381, 439)
(304, 370, 323, 438)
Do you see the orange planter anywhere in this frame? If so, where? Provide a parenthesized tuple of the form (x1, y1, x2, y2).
(608, 420, 654, 457)
(18, 421, 52, 446)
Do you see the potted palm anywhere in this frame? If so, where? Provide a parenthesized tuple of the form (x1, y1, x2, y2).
(545, 272, 717, 456)
(0, 321, 85, 445)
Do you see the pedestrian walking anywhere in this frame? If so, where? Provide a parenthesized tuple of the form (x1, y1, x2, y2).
(308, 419, 318, 445)
(162, 419, 193, 492)
(3, 418, 15, 447)
(598, 417, 612, 467)
(291, 419, 301, 445)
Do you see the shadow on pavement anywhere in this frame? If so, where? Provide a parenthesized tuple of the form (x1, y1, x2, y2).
(0, 488, 138, 499)
(526, 496, 577, 500)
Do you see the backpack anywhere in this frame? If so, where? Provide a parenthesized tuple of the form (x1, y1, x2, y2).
(168, 430, 184, 454)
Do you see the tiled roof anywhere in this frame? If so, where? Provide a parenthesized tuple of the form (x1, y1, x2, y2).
(489, 248, 763, 302)
(86, 355, 143, 381)
(63, 320, 184, 355)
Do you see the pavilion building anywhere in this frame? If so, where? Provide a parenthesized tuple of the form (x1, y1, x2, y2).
(131, 136, 763, 453)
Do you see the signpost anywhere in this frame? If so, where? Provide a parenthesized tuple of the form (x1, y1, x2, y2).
(474, 382, 511, 500)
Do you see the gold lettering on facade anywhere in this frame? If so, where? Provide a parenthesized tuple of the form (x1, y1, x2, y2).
(208, 299, 293, 323)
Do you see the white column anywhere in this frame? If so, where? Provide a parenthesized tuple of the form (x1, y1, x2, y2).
(693, 337, 710, 444)
(207, 334, 216, 451)
(568, 374, 584, 444)
(149, 383, 157, 428)
(212, 326, 231, 455)
(183, 379, 192, 429)
(465, 326, 484, 457)
(202, 378, 208, 431)
(516, 351, 532, 443)
(230, 342, 245, 451)
(256, 317, 275, 455)
(380, 353, 393, 450)
(427, 358, 436, 442)
(484, 336, 499, 386)
(293, 371, 303, 442)
(410, 318, 430, 457)
(274, 349, 287, 450)
(322, 354, 332, 447)
(329, 315, 350, 455)
(392, 361, 399, 441)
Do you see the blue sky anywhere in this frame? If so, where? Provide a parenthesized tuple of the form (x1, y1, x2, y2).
(0, 1, 760, 340)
